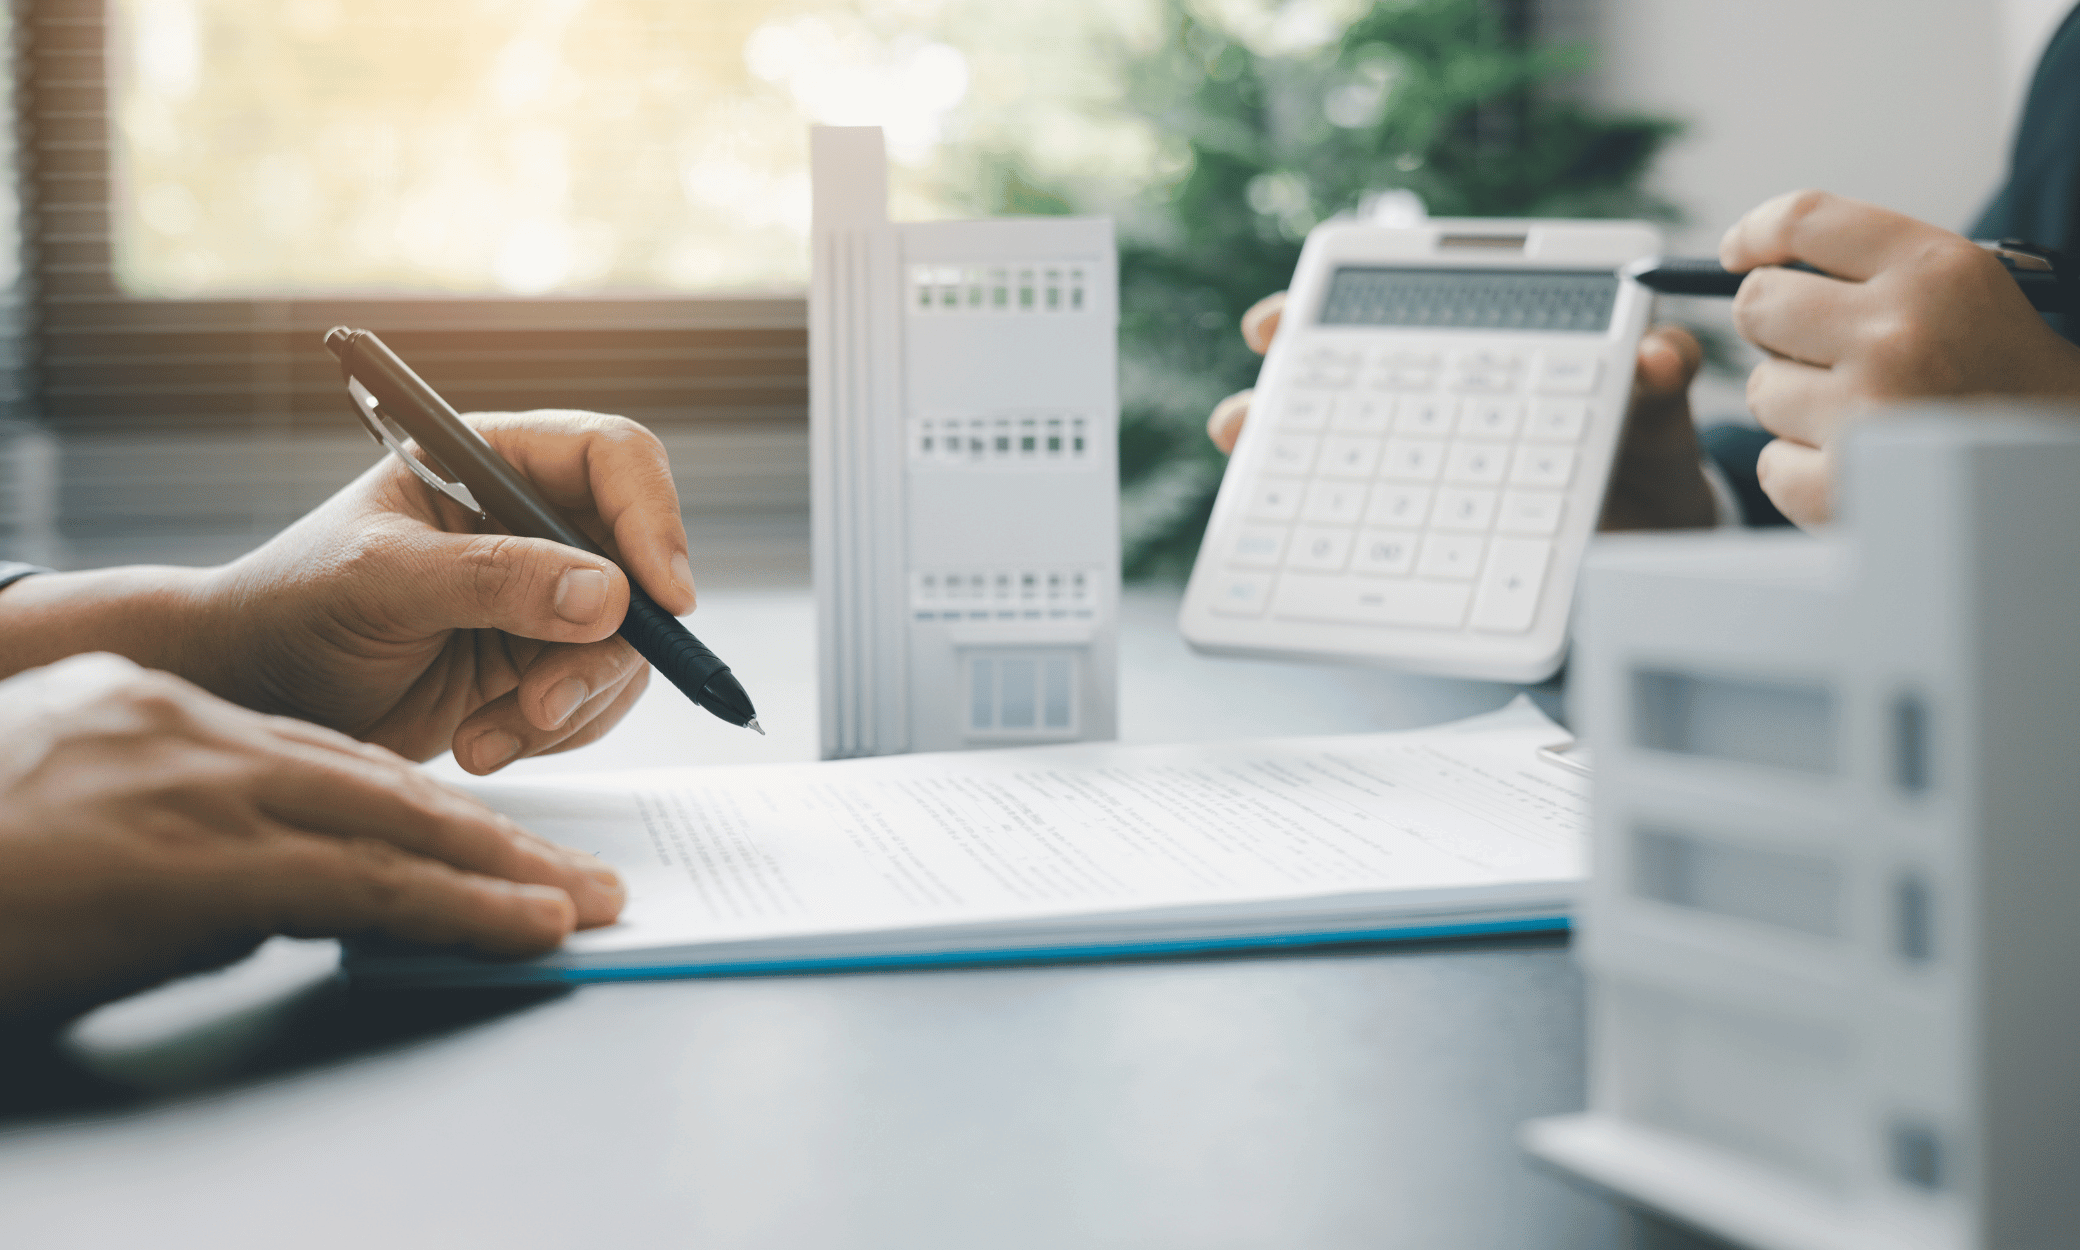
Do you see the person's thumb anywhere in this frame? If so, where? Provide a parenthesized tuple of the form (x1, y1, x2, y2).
(383, 530, 629, 644)
(1635, 324, 1703, 397)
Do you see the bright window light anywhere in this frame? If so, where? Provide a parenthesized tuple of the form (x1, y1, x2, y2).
(110, 0, 1161, 297)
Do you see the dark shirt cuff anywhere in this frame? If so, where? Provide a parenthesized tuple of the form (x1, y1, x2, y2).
(0, 561, 53, 592)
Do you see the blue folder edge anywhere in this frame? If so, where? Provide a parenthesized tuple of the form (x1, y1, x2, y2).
(351, 914, 1572, 987)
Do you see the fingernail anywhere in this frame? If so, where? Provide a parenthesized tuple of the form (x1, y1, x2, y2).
(555, 567, 610, 624)
(503, 882, 577, 926)
(669, 553, 696, 606)
(587, 864, 624, 894)
(544, 678, 588, 728)
(472, 730, 521, 772)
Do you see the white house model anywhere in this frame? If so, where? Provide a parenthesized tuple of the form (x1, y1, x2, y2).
(1525, 412, 2080, 1250)
(808, 126, 1120, 759)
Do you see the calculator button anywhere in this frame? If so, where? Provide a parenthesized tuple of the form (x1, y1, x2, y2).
(1417, 533, 1486, 580)
(1432, 487, 1498, 532)
(1272, 574, 1472, 630)
(1470, 539, 1552, 633)
(1319, 435, 1383, 479)
(1396, 396, 1457, 436)
(1207, 572, 1272, 617)
(1265, 434, 1320, 474)
(1511, 444, 1577, 488)
(1371, 367, 1438, 392)
(1229, 524, 1288, 569)
(1292, 368, 1355, 391)
(1381, 439, 1446, 481)
(1365, 484, 1434, 526)
(1330, 394, 1394, 434)
(1526, 399, 1590, 441)
(1460, 399, 1524, 440)
(1457, 348, 1525, 373)
(1535, 354, 1599, 395)
(1247, 477, 1306, 521)
(1351, 529, 1420, 576)
(1302, 344, 1364, 369)
(1447, 368, 1518, 394)
(1302, 481, 1367, 524)
(1496, 490, 1564, 535)
(1288, 526, 1355, 572)
(1279, 392, 1331, 432)
(1443, 442, 1509, 484)
(1373, 347, 1440, 370)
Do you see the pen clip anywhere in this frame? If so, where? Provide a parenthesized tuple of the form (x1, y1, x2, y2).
(346, 375, 483, 515)
(1536, 738, 1592, 778)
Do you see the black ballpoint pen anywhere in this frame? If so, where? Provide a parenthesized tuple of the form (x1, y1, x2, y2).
(1625, 240, 2070, 313)
(323, 326, 763, 735)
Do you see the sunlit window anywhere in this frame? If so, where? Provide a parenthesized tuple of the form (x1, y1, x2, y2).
(111, 0, 1162, 297)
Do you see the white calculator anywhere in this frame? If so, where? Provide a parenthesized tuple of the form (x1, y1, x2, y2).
(1179, 218, 1660, 682)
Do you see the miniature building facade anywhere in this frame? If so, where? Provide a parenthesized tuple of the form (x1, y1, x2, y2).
(1526, 413, 2080, 1250)
(809, 126, 1119, 759)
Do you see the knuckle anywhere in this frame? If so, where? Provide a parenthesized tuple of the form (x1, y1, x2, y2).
(1779, 188, 1830, 228)
(461, 532, 530, 606)
(1744, 363, 1771, 409)
(595, 414, 660, 448)
(338, 836, 416, 900)
(1859, 318, 1942, 390)
(108, 672, 201, 730)
(1728, 277, 1763, 328)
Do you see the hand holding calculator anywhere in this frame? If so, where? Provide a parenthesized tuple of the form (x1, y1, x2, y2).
(1179, 219, 1661, 682)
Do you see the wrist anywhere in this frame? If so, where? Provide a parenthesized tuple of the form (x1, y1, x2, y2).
(0, 564, 223, 685)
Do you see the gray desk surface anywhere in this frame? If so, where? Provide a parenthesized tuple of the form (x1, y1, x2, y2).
(0, 585, 1724, 1250)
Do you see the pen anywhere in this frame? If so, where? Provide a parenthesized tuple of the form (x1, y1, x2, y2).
(323, 326, 763, 736)
(1625, 240, 2070, 313)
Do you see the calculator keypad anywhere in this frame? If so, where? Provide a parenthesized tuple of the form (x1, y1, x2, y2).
(1211, 339, 1606, 634)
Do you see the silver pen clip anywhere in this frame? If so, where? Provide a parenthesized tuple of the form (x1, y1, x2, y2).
(1536, 738, 1593, 777)
(346, 375, 483, 515)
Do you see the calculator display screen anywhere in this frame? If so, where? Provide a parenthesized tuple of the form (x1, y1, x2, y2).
(1317, 266, 1619, 333)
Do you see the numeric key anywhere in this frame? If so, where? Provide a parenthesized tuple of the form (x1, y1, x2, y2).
(1381, 439, 1446, 481)
(1319, 435, 1383, 478)
(1330, 394, 1394, 434)
(1366, 484, 1433, 526)
(1443, 442, 1508, 484)
(1350, 529, 1419, 575)
(1288, 525, 1355, 572)
(1396, 396, 1457, 436)
(1302, 481, 1367, 524)
(1432, 487, 1498, 531)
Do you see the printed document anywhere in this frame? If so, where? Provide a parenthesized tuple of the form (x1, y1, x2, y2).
(349, 697, 1586, 984)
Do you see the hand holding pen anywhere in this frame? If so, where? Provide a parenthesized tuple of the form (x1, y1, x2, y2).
(324, 328, 761, 750)
(1626, 189, 2080, 529)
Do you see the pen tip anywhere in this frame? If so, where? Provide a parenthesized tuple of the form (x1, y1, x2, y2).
(747, 718, 766, 736)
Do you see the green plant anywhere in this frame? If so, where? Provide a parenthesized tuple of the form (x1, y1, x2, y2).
(972, 0, 1683, 579)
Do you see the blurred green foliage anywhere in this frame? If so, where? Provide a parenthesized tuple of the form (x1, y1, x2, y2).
(973, 0, 1683, 579)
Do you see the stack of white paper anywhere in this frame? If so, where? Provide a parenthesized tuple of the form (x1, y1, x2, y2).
(349, 698, 1585, 985)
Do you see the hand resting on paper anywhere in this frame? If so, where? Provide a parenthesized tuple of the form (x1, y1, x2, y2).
(0, 654, 624, 1022)
(1204, 292, 1721, 531)
(0, 410, 698, 775)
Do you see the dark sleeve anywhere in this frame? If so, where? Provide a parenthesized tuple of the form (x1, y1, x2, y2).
(1970, 2, 2080, 342)
(0, 561, 52, 592)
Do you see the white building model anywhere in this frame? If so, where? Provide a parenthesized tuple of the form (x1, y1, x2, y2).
(1525, 413, 2080, 1250)
(808, 127, 1119, 759)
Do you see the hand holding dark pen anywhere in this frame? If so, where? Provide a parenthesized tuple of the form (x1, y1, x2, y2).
(1711, 191, 2080, 526)
(323, 327, 759, 742)
(0, 409, 704, 774)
